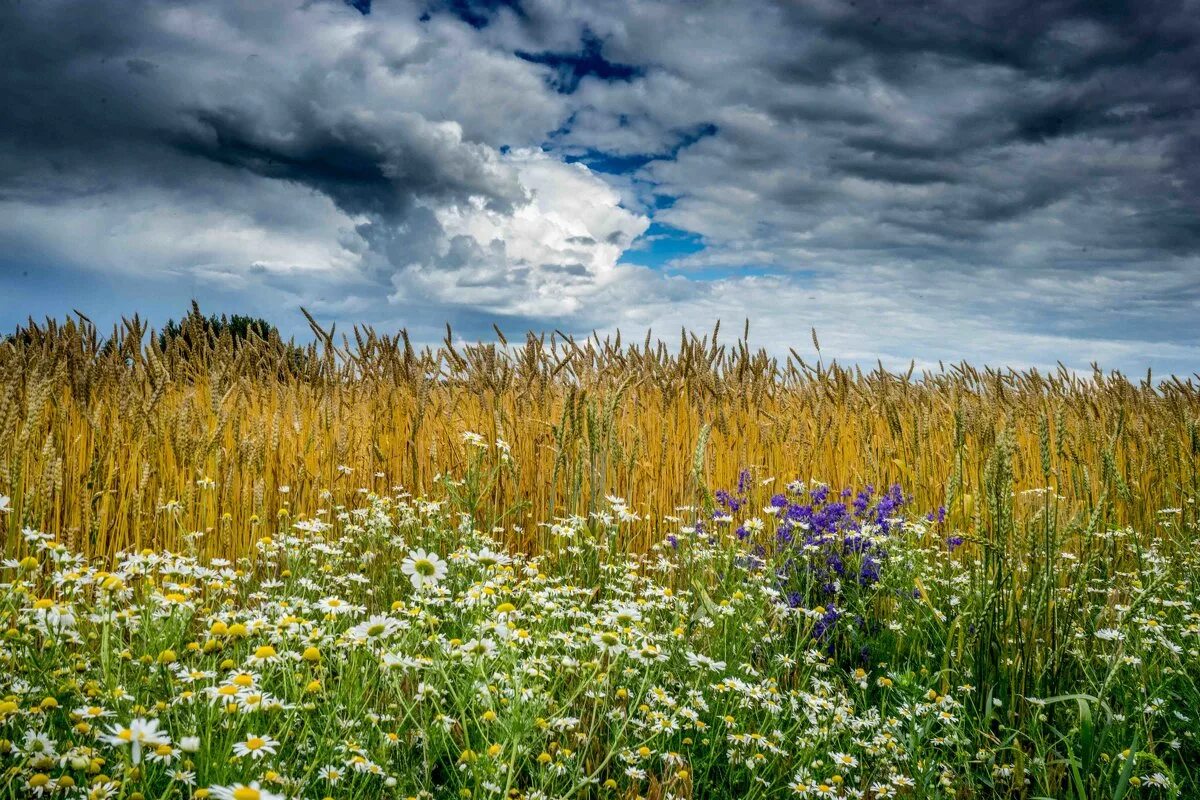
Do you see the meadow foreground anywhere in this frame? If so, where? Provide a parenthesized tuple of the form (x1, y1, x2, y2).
(1, 460, 1196, 799)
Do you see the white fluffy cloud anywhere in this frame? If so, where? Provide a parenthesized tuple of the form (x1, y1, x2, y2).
(389, 149, 648, 317)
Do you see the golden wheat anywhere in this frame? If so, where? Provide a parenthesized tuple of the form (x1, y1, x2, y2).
(2, 311, 1197, 557)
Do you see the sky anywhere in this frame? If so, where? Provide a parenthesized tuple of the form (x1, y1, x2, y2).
(1, 0, 1198, 373)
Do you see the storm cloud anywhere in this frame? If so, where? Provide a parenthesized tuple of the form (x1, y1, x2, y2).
(1, 0, 1197, 372)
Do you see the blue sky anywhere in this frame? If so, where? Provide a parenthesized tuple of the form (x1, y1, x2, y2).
(1, 0, 1198, 373)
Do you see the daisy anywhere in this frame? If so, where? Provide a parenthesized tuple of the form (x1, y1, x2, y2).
(169, 769, 196, 785)
(208, 782, 285, 800)
(22, 731, 57, 758)
(401, 549, 447, 590)
(246, 645, 281, 666)
(592, 630, 624, 655)
(101, 718, 169, 764)
(233, 733, 280, 759)
(459, 638, 497, 660)
(348, 614, 402, 642)
(317, 597, 355, 615)
(73, 705, 114, 720)
(472, 548, 511, 569)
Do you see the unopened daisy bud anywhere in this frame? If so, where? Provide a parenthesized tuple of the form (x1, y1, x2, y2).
(302, 646, 321, 662)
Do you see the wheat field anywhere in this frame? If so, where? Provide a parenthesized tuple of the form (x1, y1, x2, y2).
(2, 311, 1197, 559)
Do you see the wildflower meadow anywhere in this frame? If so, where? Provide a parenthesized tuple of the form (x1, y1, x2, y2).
(1, 315, 1198, 799)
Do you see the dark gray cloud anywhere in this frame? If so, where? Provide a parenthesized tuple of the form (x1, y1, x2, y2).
(0, 0, 1197, 372)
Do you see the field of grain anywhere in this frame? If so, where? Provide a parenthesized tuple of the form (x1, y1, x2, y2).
(1, 312, 1198, 799)
(3, 312, 1198, 558)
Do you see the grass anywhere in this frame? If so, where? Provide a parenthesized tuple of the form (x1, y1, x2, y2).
(0, 454, 1196, 798)
(0, 312, 1197, 798)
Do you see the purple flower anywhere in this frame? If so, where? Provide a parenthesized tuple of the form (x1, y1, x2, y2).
(813, 605, 840, 640)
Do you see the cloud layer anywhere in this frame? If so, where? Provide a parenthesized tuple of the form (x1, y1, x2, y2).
(1, 0, 1197, 372)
